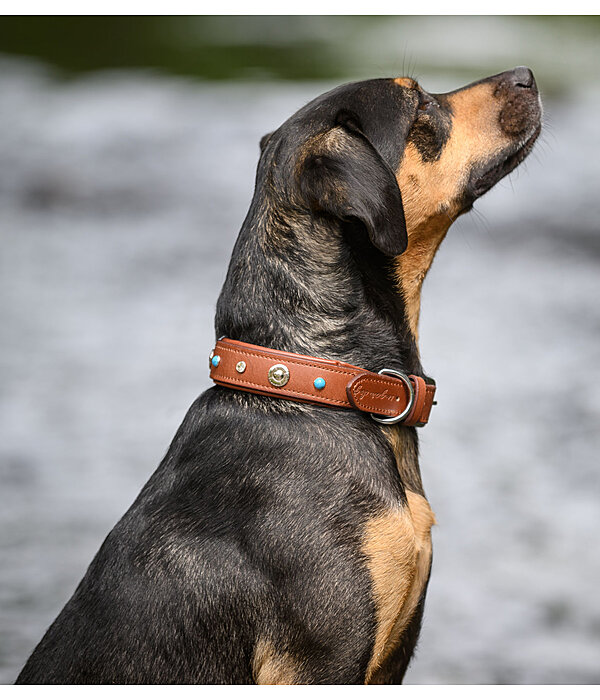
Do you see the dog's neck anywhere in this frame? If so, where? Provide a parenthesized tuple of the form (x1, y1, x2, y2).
(215, 198, 423, 377)
(394, 214, 452, 342)
(215, 199, 429, 495)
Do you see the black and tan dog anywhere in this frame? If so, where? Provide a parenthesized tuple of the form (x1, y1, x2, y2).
(17, 67, 541, 684)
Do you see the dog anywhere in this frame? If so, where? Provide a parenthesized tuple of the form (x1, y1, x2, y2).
(16, 67, 541, 684)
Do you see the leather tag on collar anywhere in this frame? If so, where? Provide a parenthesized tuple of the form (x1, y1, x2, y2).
(346, 372, 412, 417)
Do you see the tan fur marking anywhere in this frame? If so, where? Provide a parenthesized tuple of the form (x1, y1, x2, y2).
(394, 79, 513, 339)
(382, 424, 423, 494)
(363, 492, 436, 683)
(394, 77, 419, 90)
(252, 638, 298, 685)
(368, 492, 436, 684)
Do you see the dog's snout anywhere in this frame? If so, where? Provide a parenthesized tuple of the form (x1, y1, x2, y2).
(491, 66, 541, 138)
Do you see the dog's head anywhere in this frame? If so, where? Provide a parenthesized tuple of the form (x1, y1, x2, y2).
(260, 67, 541, 258)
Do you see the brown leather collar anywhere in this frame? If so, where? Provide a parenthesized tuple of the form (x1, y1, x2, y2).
(209, 338, 436, 427)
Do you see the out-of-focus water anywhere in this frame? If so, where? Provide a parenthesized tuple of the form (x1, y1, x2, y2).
(1, 58, 599, 684)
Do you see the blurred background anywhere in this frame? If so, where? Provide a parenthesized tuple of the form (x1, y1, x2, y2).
(1, 15, 599, 684)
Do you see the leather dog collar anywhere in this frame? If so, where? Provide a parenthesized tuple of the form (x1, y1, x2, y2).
(209, 338, 436, 427)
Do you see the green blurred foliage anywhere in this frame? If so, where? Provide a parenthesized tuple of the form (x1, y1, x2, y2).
(0, 16, 598, 91)
(0, 17, 342, 80)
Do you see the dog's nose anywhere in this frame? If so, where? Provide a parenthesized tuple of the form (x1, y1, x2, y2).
(508, 66, 537, 90)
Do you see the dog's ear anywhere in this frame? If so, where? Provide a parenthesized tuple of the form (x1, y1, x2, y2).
(297, 116, 408, 257)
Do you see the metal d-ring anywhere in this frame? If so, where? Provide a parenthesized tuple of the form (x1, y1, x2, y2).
(370, 368, 415, 425)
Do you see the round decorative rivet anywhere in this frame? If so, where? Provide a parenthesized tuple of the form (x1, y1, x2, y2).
(236, 361, 246, 373)
(209, 350, 215, 364)
(268, 363, 290, 387)
(314, 377, 326, 390)
(211, 355, 220, 368)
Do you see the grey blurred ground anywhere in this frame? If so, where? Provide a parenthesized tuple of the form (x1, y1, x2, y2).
(1, 28, 600, 684)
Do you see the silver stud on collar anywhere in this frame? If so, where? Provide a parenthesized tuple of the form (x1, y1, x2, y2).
(236, 361, 246, 373)
(268, 363, 290, 387)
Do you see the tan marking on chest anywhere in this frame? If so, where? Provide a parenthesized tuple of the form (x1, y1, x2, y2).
(363, 491, 436, 684)
(252, 638, 298, 685)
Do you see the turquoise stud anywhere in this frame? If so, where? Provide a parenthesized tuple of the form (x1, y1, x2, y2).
(211, 355, 220, 368)
(314, 377, 326, 390)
